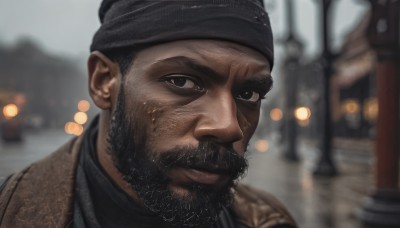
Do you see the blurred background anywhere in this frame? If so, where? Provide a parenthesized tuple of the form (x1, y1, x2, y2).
(1, 0, 399, 227)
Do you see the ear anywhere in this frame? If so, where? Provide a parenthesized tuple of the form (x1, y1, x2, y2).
(87, 51, 120, 110)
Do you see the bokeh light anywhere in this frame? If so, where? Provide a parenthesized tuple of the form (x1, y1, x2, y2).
(364, 98, 378, 122)
(294, 107, 311, 121)
(74, 112, 88, 125)
(255, 139, 269, 153)
(342, 99, 360, 114)
(270, 108, 283, 121)
(2, 104, 19, 119)
(65, 122, 84, 136)
(14, 94, 26, 106)
(77, 100, 90, 112)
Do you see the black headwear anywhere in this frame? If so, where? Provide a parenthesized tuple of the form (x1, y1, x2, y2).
(91, 0, 274, 68)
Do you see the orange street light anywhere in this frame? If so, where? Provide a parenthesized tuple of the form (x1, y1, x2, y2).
(77, 100, 91, 112)
(270, 108, 283, 121)
(3, 104, 19, 119)
(255, 139, 269, 153)
(74, 112, 88, 125)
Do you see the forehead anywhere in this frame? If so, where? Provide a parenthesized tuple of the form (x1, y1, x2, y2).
(131, 40, 271, 74)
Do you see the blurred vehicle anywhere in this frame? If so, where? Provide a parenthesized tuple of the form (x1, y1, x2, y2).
(1, 118, 23, 141)
(1, 100, 23, 142)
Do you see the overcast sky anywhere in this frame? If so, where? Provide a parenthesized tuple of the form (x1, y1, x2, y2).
(0, 0, 368, 61)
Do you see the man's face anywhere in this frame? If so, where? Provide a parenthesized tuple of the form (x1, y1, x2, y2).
(108, 40, 272, 226)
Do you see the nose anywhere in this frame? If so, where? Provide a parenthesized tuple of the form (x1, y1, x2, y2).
(193, 93, 243, 144)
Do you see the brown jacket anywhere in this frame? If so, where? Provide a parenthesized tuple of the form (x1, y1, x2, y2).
(0, 136, 297, 228)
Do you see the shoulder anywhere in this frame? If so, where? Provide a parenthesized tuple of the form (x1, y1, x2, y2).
(0, 136, 83, 227)
(0, 176, 10, 194)
(231, 184, 297, 228)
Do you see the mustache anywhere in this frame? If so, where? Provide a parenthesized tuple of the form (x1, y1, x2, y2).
(155, 141, 248, 179)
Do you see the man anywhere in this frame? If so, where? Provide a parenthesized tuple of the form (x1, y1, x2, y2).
(0, 0, 297, 227)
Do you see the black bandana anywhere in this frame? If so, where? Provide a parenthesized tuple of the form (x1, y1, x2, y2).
(91, 0, 274, 68)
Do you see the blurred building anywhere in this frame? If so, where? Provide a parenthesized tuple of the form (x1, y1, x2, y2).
(329, 12, 376, 157)
(298, 13, 376, 156)
(0, 39, 89, 128)
(269, 12, 376, 158)
(332, 13, 376, 139)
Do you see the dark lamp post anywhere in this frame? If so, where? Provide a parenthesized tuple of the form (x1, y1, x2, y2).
(283, 0, 304, 161)
(313, 0, 338, 176)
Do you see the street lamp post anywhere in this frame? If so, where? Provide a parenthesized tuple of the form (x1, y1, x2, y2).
(283, 0, 304, 161)
(313, 0, 338, 176)
(358, 0, 400, 226)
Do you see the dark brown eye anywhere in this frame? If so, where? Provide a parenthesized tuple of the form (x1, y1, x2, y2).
(166, 76, 203, 91)
(237, 90, 260, 102)
(169, 78, 192, 88)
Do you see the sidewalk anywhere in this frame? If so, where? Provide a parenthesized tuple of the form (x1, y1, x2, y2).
(243, 137, 373, 228)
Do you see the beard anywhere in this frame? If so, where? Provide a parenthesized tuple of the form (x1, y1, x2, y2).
(107, 85, 249, 227)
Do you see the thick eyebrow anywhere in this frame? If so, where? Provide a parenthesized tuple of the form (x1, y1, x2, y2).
(241, 75, 274, 95)
(154, 56, 226, 82)
(154, 56, 273, 90)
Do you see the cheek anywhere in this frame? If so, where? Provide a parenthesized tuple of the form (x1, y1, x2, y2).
(144, 103, 197, 146)
(237, 109, 260, 146)
(124, 101, 153, 144)
(153, 107, 195, 143)
(135, 101, 168, 137)
(144, 102, 166, 130)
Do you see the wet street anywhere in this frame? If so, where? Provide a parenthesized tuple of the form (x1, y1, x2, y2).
(0, 129, 74, 176)
(0, 130, 373, 228)
(245, 136, 373, 228)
